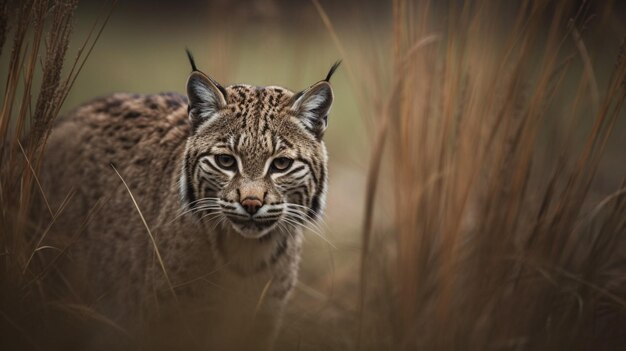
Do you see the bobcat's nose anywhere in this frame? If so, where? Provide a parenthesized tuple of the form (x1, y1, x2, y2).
(241, 197, 263, 215)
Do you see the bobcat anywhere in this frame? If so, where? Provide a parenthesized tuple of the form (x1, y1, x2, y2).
(38, 52, 339, 350)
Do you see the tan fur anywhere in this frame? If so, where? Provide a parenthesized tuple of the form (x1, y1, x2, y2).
(38, 75, 333, 350)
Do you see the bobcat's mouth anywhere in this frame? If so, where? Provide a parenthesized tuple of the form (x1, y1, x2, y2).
(227, 216, 280, 238)
(220, 202, 284, 239)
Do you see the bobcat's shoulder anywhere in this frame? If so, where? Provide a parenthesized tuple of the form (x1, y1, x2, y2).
(61, 92, 190, 158)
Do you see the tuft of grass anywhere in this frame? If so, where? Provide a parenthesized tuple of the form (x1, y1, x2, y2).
(349, 1, 626, 350)
(0, 1, 114, 349)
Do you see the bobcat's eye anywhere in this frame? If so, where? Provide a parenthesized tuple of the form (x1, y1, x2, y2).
(215, 154, 236, 170)
(271, 157, 293, 172)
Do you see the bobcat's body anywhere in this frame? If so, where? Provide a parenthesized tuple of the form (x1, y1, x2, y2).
(38, 62, 337, 349)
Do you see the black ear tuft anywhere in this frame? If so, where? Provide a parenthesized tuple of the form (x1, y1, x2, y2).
(324, 60, 342, 82)
(186, 48, 198, 72)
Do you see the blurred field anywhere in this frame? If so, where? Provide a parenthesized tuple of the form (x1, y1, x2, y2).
(2, 0, 626, 350)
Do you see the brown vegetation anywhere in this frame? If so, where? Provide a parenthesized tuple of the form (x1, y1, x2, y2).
(1, 0, 113, 349)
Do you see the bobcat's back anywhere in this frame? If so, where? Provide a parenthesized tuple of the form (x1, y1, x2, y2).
(41, 92, 195, 313)
(44, 92, 189, 220)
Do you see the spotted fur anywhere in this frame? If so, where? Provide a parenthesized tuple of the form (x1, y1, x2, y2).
(38, 61, 338, 349)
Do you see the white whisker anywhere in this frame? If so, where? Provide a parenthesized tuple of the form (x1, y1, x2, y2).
(282, 215, 335, 249)
(285, 209, 325, 233)
(285, 203, 329, 229)
(164, 203, 221, 225)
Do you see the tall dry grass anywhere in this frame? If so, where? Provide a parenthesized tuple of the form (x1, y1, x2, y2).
(0, 1, 114, 349)
(336, 0, 626, 350)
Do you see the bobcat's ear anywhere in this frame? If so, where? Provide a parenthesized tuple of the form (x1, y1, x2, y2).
(186, 71, 227, 130)
(290, 81, 333, 139)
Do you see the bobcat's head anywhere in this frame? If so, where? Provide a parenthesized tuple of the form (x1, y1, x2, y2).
(180, 54, 339, 239)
